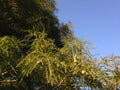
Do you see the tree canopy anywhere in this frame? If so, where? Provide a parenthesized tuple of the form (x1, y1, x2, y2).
(0, 0, 120, 90)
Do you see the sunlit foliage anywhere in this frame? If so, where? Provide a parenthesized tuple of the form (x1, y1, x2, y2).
(0, 0, 120, 90)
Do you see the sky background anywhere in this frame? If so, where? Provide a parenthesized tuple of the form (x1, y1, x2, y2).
(56, 0, 120, 59)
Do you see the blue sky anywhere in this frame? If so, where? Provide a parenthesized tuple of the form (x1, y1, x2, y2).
(56, 0, 120, 59)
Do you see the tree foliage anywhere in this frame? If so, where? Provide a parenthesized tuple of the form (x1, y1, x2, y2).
(98, 55, 120, 90)
(0, 0, 120, 90)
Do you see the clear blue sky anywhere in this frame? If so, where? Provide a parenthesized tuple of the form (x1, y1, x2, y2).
(56, 0, 120, 59)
